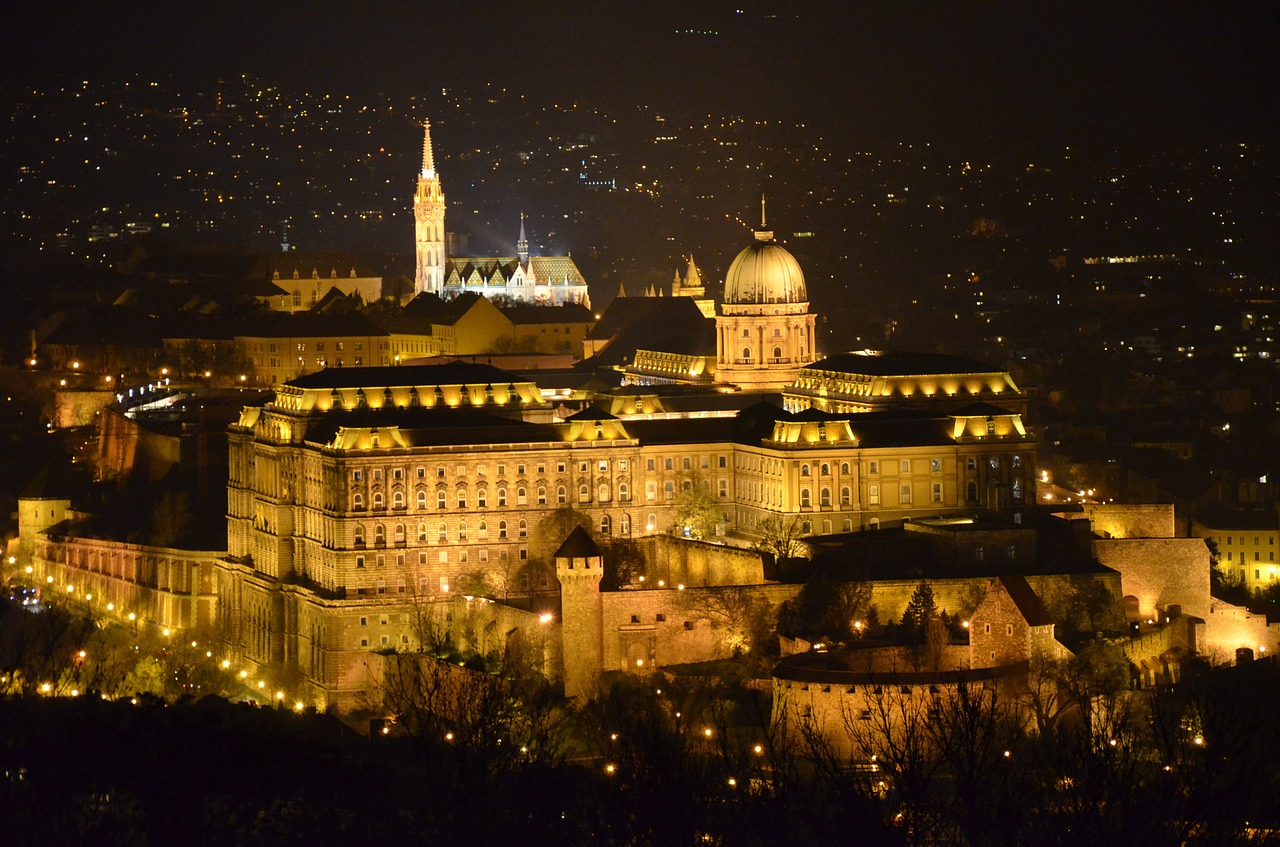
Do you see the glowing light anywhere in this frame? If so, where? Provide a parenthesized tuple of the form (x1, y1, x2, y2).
(445, 732, 454, 741)
(727, 777, 737, 787)
(222, 660, 231, 669)
(40, 683, 51, 693)
(295, 702, 304, 711)
(605, 764, 616, 774)
(753, 744, 763, 755)
(539, 612, 553, 624)
(275, 691, 285, 700)
(703, 728, 713, 738)
(162, 628, 170, 637)
(962, 620, 970, 629)
(107, 603, 114, 611)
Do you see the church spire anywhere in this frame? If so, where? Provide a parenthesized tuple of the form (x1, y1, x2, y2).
(517, 212, 529, 263)
(421, 121, 436, 178)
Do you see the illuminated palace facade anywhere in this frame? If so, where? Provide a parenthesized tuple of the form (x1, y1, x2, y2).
(413, 122, 590, 308)
(216, 349, 1031, 705)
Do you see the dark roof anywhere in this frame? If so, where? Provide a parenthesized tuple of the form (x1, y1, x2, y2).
(583, 297, 713, 366)
(807, 351, 1004, 377)
(950, 402, 1022, 417)
(564, 407, 619, 422)
(297, 408, 563, 448)
(237, 311, 388, 339)
(998, 574, 1055, 627)
(502, 304, 594, 325)
(1193, 504, 1278, 531)
(555, 525, 601, 559)
(285, 360, 525, 390)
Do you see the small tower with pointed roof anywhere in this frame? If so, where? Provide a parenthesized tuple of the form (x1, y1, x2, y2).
(555, 525, 604, 699)
(516, 212, 529, 264)
(413, 120, 447, 296)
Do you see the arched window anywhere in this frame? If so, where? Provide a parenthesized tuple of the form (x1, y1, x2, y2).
(557, 485, 567, 505)
(437, 491, 447, 509)
(647, 513, 657, 531)
(820, 463, 830, 476)
(372, 492, 384, 510)
(517, 487, 527, 506)
(598, 483, 610, 502)
(392, 491, 404, 509)
(354, 525, 365, 546)
(458, 520, 468, 541)
(416, 490, 427, 510)
(620, 513, 631, 535)
(801, 464, 811, 477)
(374, 525, 386, 545)
(537, 486, 547, 505)
(800, 490, 812, 508)
(579, 484, 590, 503)
(477, 488, 487, 508)
(353, 492, 364, 510)
(772, 346, 782, 360)
(497, 487, 508, 507)
(437, 522, 448, 543)
(498, 520, 508, 539)
(478, 520, 488, 540)
(600, 515, 612, 535)
(618, 482, 629, 501)
(742, 347, 752, 361)
(820, 488, 831, 507)
(457, 489, 467, 509)
(840, 462, 850, 475)
(1011, 479, 1023, 503)
(417, 523, 427, 542)
(841, 486, 851, 506)
(518, 519, 527, 538)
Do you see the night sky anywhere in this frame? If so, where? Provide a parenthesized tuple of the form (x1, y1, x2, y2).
(5, 0, 1278, 150)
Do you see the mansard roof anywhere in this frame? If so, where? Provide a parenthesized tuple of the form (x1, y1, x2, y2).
(807, 351, 1006, 377)
(285, 360, 524, 390)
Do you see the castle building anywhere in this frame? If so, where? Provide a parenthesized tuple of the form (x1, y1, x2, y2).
(713, 208, 817, 391)
(412, 123, 591, 309)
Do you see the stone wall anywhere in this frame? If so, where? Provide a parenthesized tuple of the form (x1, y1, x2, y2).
(1092, 537, 1211, 620)
(51, 389, 115, 429)
(599, 583, 800, 674)
(1080, 503, 1176, 539)
(641, 535, 766, 587)
(1201, 599, 1280, 663)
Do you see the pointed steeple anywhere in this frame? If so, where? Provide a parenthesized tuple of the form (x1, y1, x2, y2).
(517, 212, 529, 263)
(684, 255, 702, 290)
(421, 121, 436, 178)
(671, 268, 682, 296)
(616, 281, 627, 298)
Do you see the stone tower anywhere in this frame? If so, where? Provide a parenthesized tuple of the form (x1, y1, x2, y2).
(413, 121, 446, 296)
(555, 525, 604, 700)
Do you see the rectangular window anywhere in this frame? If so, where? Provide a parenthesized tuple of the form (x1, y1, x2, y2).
(718, 455, 727, 468)
(931, 458, 942, 473)
(931, 482, 942, 503)
(868, 484, 880, 506)
(900, 483, 912, 504)
(900, 459, 911, 474)
(868, 461, 879, 474)
(356, 556, 365, 568)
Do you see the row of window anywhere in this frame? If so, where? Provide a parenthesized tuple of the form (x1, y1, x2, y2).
(1223, 550, 1276, 562)
(351, 513, 644, 548)
(352, 483, 634, 511)
(353, 459, 628, 482)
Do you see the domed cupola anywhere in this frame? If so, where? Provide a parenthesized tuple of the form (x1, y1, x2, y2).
(723, 230, 807, 307)
(713, 197, 818, 391)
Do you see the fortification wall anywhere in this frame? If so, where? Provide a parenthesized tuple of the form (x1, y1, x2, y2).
(641, 535, 765, 588)
(1093, 537, 1210, 620)
(51, 389, 115, 429)
(599, 583, 800, 673)
(1081, 503, 1176, 539)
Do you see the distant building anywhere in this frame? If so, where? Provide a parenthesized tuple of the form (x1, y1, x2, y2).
(259, 265, 383, 313)
(1192, 504, 1280, 592)
(413, 123, 591, 308)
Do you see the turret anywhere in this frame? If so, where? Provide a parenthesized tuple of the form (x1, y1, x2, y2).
(555, 526, 604, 699)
